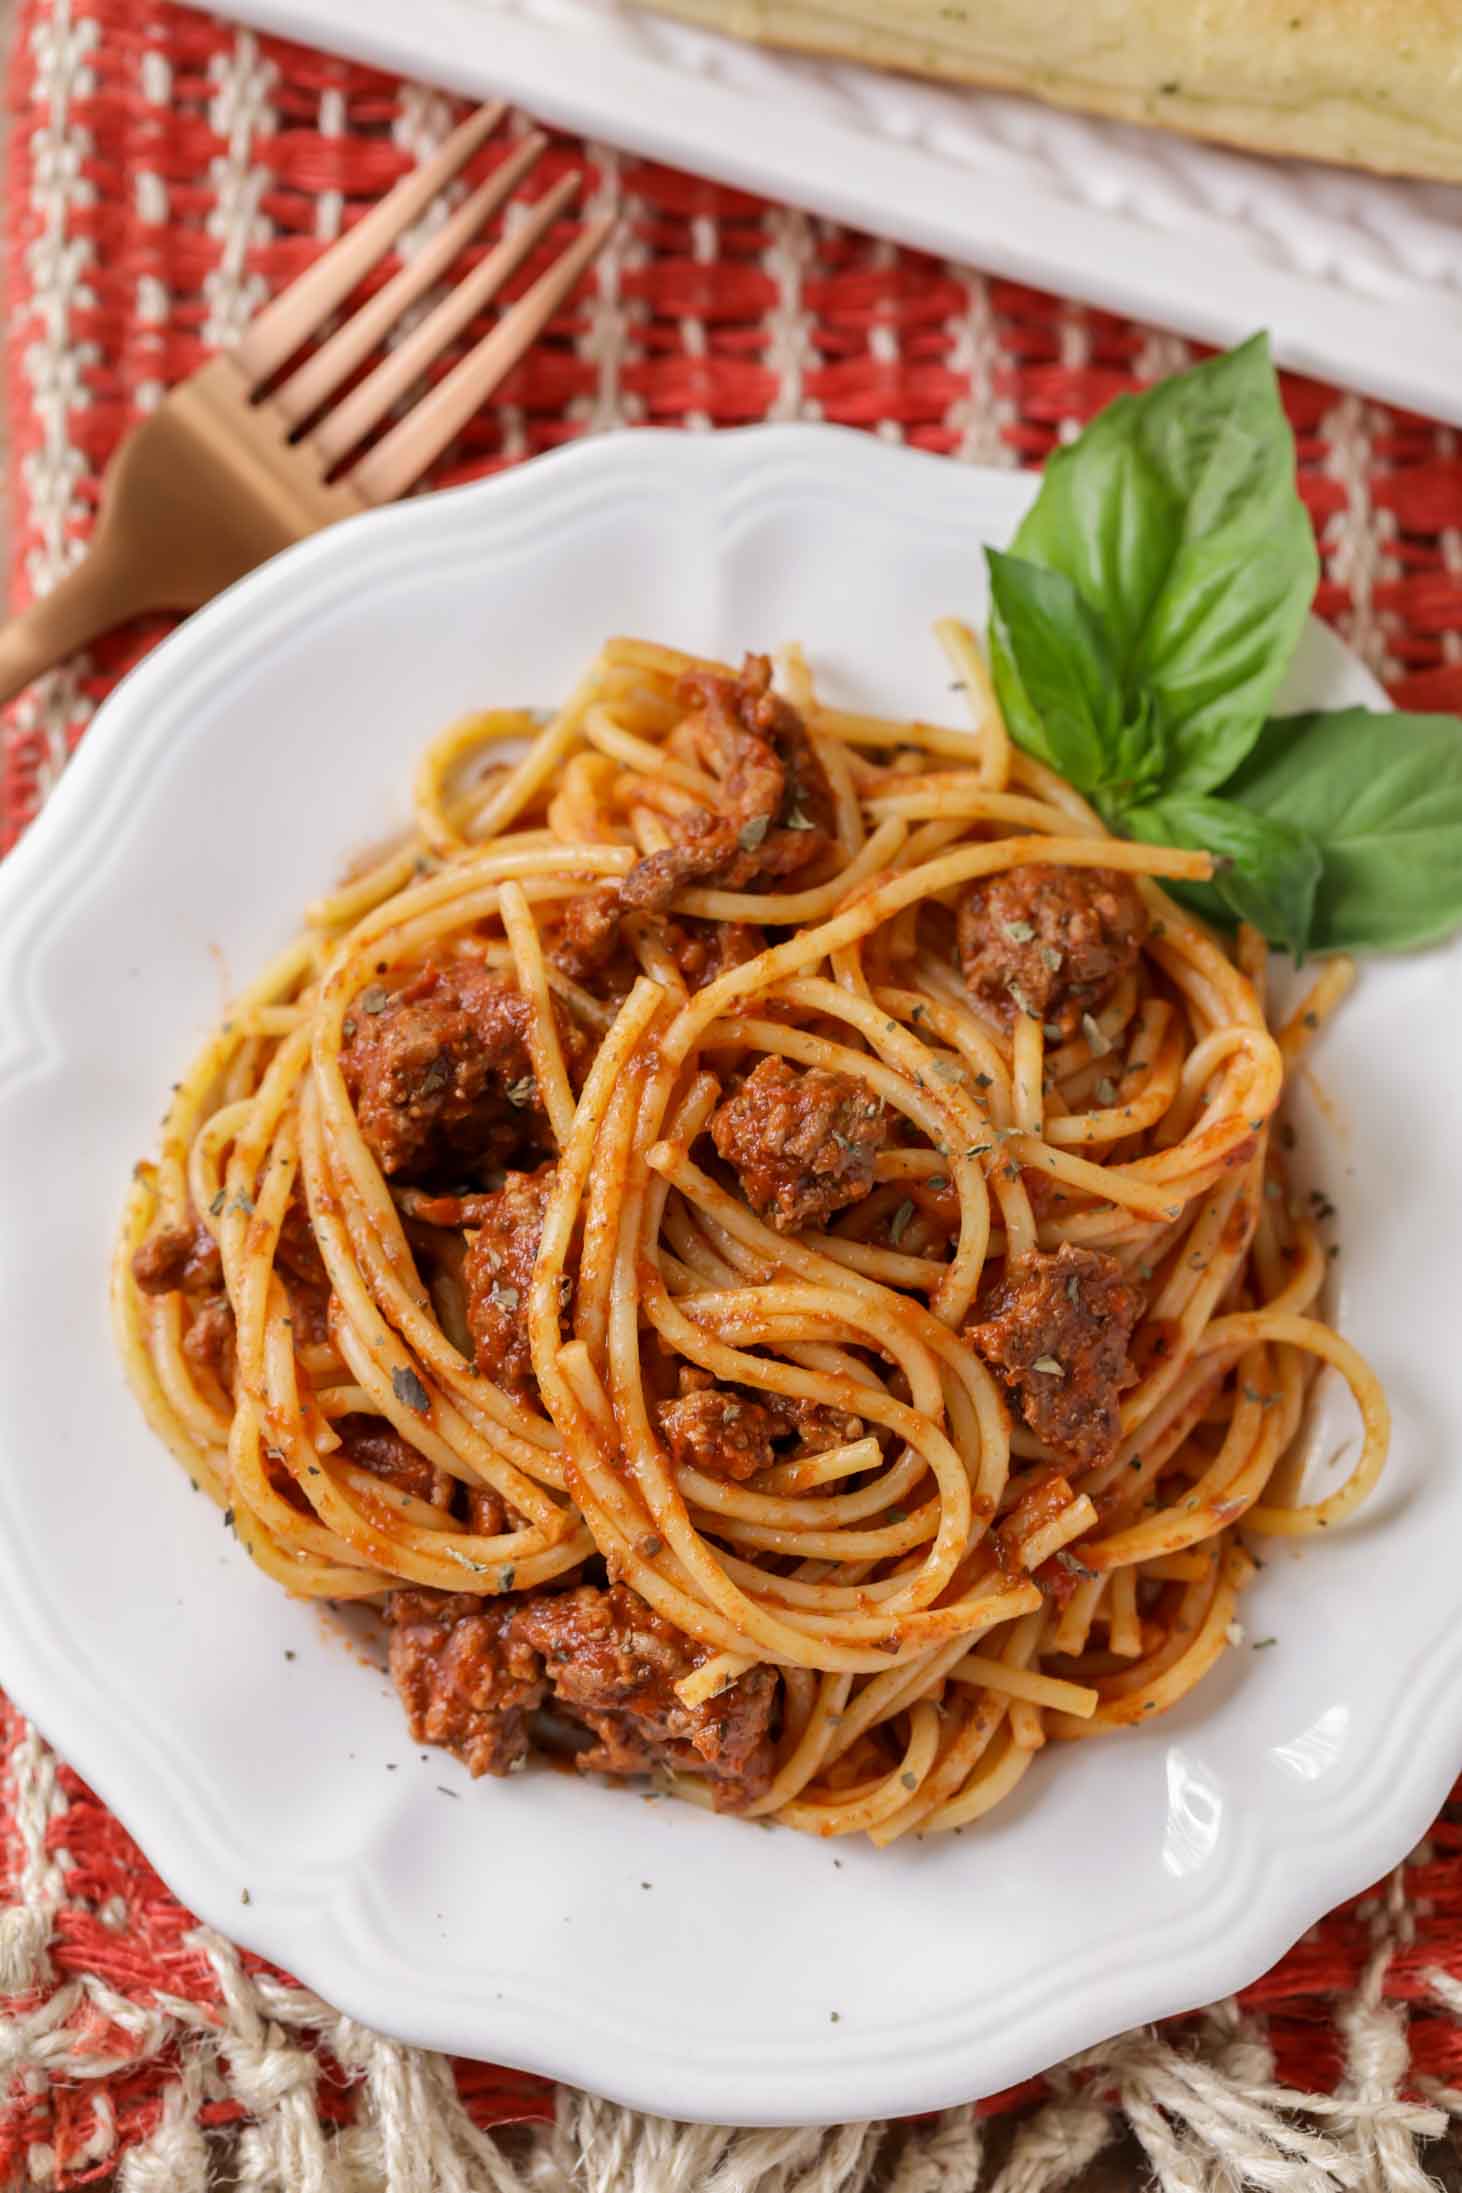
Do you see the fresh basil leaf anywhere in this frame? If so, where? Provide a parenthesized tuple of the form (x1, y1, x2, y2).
(985, 549, 1121, 794)
(987, 621, 1059, 778)
(1222, 706, 1462, 952)
(1125, 792, 1321, 958)
(1009, 334, 1318, 795)
(1108, 686, 1169, 806)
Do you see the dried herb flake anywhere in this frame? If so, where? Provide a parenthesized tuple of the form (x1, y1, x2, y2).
(392, 1364, 431, 1415)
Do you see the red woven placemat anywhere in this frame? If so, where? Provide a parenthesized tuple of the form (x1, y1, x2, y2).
(3, 3, 1462, 2184)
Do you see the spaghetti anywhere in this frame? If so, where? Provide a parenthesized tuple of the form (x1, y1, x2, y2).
(115, 633, 1388, 1843)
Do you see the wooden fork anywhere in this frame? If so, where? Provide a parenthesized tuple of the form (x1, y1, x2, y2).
(0, 107, 613, 708)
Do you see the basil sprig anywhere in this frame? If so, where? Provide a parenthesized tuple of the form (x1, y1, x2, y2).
(985, 333, 1462, 957)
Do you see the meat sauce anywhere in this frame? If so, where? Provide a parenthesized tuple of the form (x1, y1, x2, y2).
(136, 774, 1164, 1816)
(665, 917, 766, 992)
(964, 1244, 1143, 1469)
(551, 887, 628, 988)
(621, 655, 835, 912)
(131, 1215, 235, 1379)
(461, 1163, 556, 1394)
(387, 1591, 547, 1778)
(334, 1413, 451, 1509)
(131, 1218, 222, 1298)
(131, 1190, 329, 1386)
(957, 863, 1148, 1039)
(387, 1582, 777, 1807)
(710, 1055, 887, 1234)
(340, 960, 583, 1182)
(552, 896, 766, 1003)
(656, 1388, 778, 1481)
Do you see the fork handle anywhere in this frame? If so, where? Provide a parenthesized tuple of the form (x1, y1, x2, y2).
(0, 538, 143, 710)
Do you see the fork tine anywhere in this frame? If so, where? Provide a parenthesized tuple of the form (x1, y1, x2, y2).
(234, 104, 506, 385)
(313, 173, 582, 469)
(272, 132, 550, 431)
(348, 215, 615, 505)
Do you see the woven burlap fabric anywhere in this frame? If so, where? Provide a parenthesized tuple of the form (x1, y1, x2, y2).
(3, 3, 1462, 2184)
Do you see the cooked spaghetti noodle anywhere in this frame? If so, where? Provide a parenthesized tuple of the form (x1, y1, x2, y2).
(115, 632, 1387, 1842)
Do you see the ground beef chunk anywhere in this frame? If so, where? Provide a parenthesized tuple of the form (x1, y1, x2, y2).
(710, 1056, 887, 1234)
(134, 1216, 238, 1383)
(656, 1367, 861, 1473)
(131, 1217, 222, 1298)
(551, 891, 767, 999)
(621, 818, 718, 915)
(275, 1191, 327, 1292)
(622, 656, 835, 913)
(963, 1244, 1143, 1468)
(657, 1388, 778, 1481)
(386, 1590, 547, 1777)
(462, 1164, 555, 1391)
(181, 1295, 235, 1384)
(460, 1483, 521, 1536)
(664, 917, 766, 992)
(335, 1413, 450, 1507)
(761, 1392, 865, 1457)
(341, 960, 580, 1181)
(551, 887, 631, 990)
(956, 865, 1148, 1039)
(510, 1584, 777, 1809)
(134, 1200, 333, 1350)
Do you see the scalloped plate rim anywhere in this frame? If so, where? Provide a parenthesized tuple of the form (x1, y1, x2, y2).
(0, 425, 1458, 2125)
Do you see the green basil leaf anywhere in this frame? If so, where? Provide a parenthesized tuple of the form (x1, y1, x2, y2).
(987, 622, 1060, 778)
(1222, 706, 1462, 952)
(1009, 334, 1318, 795)
(985, 549, 1121, 794)
(1108, 686, 1169, 806)
(1125, 792, 1321, 958)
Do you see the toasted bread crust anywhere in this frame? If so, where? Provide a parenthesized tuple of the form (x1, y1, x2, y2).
(637, 0, 1462, 183)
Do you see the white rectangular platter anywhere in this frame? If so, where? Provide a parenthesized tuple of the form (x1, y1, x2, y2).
(223, 0, 1462, 425)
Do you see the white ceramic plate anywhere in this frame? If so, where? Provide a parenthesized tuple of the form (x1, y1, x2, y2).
(0, 428, 1458, 2128)
(222, 0, 1462, 424)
